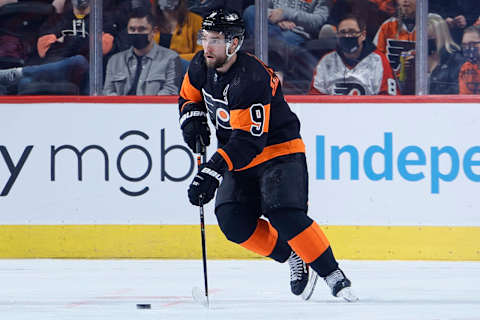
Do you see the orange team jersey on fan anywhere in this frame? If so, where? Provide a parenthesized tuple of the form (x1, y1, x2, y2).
(459, 61, 480, 94)
(374, 17, 416, 76)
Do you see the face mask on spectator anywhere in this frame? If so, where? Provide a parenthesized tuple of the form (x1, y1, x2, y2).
(157, 0, 179, 10)
(337, 36, 360, 54)
(72, 0, 89, 11)
(428, 39, 437, 55)
(128, 33, 150, 50)
(463, 43, 480, 64)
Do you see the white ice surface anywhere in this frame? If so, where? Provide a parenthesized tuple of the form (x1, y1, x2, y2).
(0, 259, 479, 320)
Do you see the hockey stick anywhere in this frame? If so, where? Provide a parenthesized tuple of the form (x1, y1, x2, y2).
(192, 138, 209, 308)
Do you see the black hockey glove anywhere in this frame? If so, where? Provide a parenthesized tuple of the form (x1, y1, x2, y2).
(188, 152, 227, 206)
(179, 103, 210, 153)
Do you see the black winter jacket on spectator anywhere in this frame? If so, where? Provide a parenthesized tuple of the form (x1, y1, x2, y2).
(429, 47, 466, 94)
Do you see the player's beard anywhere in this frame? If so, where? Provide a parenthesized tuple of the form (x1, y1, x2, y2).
(205, 54, 228, 69)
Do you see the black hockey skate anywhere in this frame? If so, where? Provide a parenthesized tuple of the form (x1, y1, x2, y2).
(287, 251, 318, 300)
(324, 269, 358, 302)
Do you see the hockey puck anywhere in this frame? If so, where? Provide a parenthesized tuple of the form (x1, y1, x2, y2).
(136, 304, 151, 309)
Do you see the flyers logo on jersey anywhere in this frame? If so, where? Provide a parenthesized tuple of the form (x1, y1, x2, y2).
(202, 88, 231, 130)
(334, 83, 366, 96)
(386, 39, 415, 71)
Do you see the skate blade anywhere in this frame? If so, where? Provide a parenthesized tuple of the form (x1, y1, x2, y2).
(192, 286, 210, 308)
(301, 269, 319, 301)
(336, 287, 359, 302)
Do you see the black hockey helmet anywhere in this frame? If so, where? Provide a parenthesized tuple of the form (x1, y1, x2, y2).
(201, 9, 245, 43)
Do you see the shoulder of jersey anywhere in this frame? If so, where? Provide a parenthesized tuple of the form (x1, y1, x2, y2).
(320, 50, 339, 63)
(189, 50, 207, 72)
(226, 52, 273, 101)
(236, 52, 271, 83)
(314, 50, 338, 70)
(187, 50, 207, 88)
(379, 17, 399, 31)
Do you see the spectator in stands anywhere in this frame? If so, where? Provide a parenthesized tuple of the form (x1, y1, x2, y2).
(240, 0, 328, 94)
(323, 0, 388, 42)
(188, 0, 244, 17)
(37, 0, 115, 63)
(0, 0, 116, 94)
(0, 54, 88, 94)
(0, 0, 55, 70)
(243, 0, 329, 47)
(428, 13, 465, 94)
(429, 0, 480, 45)
(103, 8, 182, 95)
(152, 0, 203, 72)
(374, 0, 416, 94)
(310, 14, 398, 95)
(105, 0, 152, 53)
(458, 25, 480, 94)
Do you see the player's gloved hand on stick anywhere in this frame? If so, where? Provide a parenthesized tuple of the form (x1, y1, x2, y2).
(179, 103, 210, 153)
(188, 152, 227, 206)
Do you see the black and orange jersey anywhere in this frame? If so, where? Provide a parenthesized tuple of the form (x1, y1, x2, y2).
(179, 51, 305, 171)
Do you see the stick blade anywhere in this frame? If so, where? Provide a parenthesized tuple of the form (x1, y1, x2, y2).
(301, 268, 319, 301)
(192, 286, 209, 308)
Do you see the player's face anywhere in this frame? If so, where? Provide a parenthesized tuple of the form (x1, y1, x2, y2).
(200, 30, 228, 69)
(397, 0, 416, 18)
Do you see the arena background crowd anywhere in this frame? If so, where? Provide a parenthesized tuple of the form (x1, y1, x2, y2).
(0, 0, 479, 96)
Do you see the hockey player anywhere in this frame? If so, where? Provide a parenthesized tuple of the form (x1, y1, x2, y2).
(374, 0, 416, 94)
(178, 9, 357, 302)
(311, 14, 398, 95)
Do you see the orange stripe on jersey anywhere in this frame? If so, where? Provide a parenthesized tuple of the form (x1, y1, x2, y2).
(237, 138, 305, 171)
(179, 72, 202, 111)
(217, 148, 233, 171)
(246, 52, 279, 96)
(240, 219, 278, 257)
(287, 222, 330, 263)
(230, 104, 270, 134)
